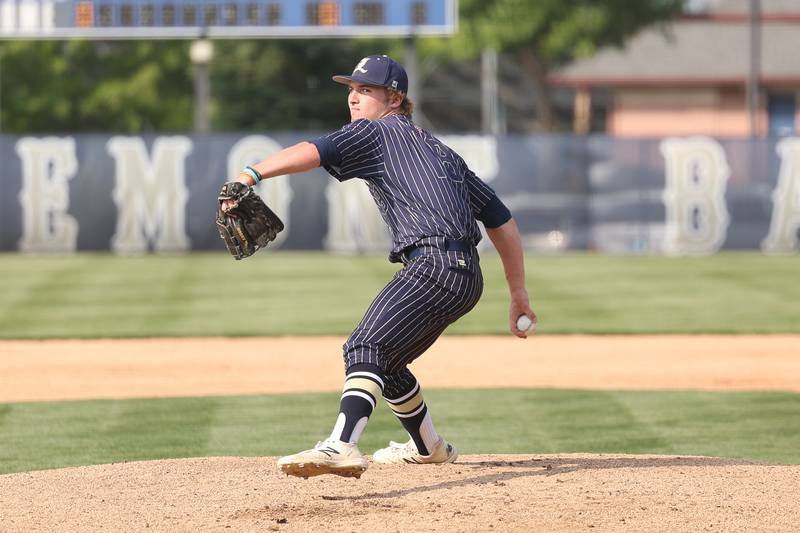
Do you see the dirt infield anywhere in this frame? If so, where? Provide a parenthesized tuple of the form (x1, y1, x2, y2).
(1, 335, 799, 402)
(1, 335, 799, 531)
(2, 455, 798, 532)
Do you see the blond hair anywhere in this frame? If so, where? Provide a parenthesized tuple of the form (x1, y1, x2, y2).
(389, 89, 414, 119)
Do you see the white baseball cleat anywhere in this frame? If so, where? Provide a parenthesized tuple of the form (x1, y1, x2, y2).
(277, 439, 368, 479)
(372, 438, 458, 465)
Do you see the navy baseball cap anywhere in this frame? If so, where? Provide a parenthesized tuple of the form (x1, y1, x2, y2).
(332, 55, 408, 94)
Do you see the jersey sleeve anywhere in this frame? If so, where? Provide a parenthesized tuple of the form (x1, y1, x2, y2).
(459, 156, 512, 228)
(314, 119, 385, 182)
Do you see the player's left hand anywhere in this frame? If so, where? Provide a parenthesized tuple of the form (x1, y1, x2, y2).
(509, 288, 536, 338)
(216, 181, 284, 260)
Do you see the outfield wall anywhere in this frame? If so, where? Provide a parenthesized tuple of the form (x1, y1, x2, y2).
(0, 133, 798, 255)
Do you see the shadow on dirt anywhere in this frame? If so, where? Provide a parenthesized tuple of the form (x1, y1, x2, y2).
(320, 455, 757, 501)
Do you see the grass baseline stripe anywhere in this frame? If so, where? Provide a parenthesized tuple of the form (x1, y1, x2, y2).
(0, 252, 799, 338)
(1, 388, 798, 474)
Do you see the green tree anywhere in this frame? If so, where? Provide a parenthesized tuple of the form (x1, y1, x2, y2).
(0, 38, 401, 133)
(420, 0, 685, 131)
(210, 39, 373, 132)
(0, 40, 192, 133)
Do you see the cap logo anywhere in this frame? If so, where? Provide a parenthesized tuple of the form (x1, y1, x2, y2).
(353, 57, 370, 74)
(391, 80, 398, 89)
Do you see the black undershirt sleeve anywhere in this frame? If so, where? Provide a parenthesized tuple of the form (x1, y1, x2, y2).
(310, 136, 342, 167)
(477, 194, 512, 229)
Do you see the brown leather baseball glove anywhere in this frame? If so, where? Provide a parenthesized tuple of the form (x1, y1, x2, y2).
(216, 182, 284, 260)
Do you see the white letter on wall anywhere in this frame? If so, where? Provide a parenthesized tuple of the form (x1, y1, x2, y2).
(324, 135, 498, 254)
(660, 137, 731, 254)
(438, 135, 499, 183)
(107, 136, 192, 253)
(325, 180, 390, 254)
(15, 137, 79, 253)
(227, 135, 293, 248)
(762, 138, 800, 253)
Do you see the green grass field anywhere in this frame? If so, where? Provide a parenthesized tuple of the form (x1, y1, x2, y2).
(1, 252, 798, 473)
(2, 389, 799, 474)
(0, 251, 797, 338)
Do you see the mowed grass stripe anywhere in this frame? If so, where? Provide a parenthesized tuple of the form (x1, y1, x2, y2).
(1, 389, 799, 474)
(614, 391, 800, 461)
(1, 252, 798, 338)
(0, 255, 104, 334)
(0, 253, 392, 338)
(104, 397, 220, 460)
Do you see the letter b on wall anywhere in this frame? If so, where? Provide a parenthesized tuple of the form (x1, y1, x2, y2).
(660, 137, 731, 254)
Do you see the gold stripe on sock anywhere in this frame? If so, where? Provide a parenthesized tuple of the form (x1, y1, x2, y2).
(388, 391, 424, 415)
(344, 378, 382, 400)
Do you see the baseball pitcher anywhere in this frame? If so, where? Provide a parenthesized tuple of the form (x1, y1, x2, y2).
(219, 55, 537, 479)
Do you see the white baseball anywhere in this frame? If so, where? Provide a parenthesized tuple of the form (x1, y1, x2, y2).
(516, 315, 536, 334)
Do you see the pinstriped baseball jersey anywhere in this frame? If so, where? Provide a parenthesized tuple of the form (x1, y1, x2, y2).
(312, 112, 505, 375)
(319, 115, 498, 262)
(342, 247, 483, 373)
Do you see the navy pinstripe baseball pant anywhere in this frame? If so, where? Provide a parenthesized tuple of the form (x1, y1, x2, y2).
(343, 243, 483, 399)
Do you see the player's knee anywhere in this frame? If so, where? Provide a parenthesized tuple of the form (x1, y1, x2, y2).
(342, 342, 386, 373)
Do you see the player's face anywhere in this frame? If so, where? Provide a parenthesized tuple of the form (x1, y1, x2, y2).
(347, 83, 394, 121)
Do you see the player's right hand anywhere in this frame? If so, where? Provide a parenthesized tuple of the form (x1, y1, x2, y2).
(509, 288, 536, 339)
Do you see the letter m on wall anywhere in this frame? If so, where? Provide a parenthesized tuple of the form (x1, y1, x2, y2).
(107, 137, 192, 253)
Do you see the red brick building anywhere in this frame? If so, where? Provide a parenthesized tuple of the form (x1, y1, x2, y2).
(550, 0, 800, 137)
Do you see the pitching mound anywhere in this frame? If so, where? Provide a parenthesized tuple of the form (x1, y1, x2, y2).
(2, 455, 798, 532)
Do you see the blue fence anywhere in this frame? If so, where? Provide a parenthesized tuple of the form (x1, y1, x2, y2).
(1, 133, 798, 255)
